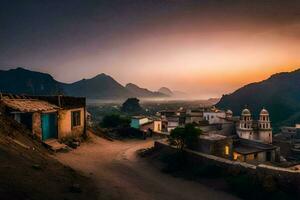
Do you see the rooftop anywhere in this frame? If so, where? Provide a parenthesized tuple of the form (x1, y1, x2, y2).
(132, 116, 148, 119)
(234, 145, 265, 155)
(0, 93, 85, 109)
(233, 138, 277, 155)
(200, 133, 227, 141)
(1, 98, 59, 112)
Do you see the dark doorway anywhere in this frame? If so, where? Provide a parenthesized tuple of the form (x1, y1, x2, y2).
(20, 113, 33, 131)
(266, 151, 272, 161)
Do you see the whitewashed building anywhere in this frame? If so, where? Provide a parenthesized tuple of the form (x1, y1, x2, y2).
(237, 108, 272, 144)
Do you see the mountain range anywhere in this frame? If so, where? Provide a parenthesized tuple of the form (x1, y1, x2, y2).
(0, 67, 178, 99)
(217, 68, 300, 131)
(0, 67, 63, 95)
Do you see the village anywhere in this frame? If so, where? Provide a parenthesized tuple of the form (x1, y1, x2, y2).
(1, 92, 300, 199)
(3, 1, 300, 199)
(131, 105, 300, 167)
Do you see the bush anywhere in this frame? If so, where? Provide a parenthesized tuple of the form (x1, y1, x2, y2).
(100, 114, 130, 128)
(121, 98, 143, 113)
(169, 124, 201, 150)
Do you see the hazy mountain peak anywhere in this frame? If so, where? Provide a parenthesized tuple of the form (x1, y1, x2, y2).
(158, 87, 173, 96)
(125, 83, 138, 87)
(125, 83, 167, 98)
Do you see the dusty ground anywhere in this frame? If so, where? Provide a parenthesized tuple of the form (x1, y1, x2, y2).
(56, 134, 240, 200)
(0, 115, 98, 200)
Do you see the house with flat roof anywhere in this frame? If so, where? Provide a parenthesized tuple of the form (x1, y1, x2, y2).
(232, 138, 279, 163)
(130, 116, 162, 134)
(196, 132, 280, 164)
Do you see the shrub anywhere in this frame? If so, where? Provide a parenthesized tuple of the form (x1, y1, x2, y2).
(169, 124, 201, 150)
(100, 114, 130, 128)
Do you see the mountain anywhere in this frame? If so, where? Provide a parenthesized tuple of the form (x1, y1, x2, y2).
(158, 87, 173, 96)
(63, 73, 131, 99)
(0, 67, 63, 95)
(125, 83, 167, 98)
(216, 69, 300, 131)
(0, 67, 179, 99)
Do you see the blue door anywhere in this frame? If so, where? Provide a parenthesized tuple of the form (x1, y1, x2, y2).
(42, 113, 57, 141)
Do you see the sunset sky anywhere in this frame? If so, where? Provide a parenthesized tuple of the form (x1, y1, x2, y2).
(1, 0, 300, 98)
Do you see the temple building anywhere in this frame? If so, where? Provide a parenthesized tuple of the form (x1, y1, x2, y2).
(237, 108, 272, 144)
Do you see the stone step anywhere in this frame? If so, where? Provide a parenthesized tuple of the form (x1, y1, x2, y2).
(43, 139, 68, 152)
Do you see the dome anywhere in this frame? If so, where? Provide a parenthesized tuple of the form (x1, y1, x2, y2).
(241, 108, 251, 116)
(260, 108, 269, 115)
(226, 110, 233, 115)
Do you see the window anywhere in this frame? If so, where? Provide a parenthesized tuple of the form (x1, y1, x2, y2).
(233, 152, 240, 160)
(225, 145, 230, 155)
(71, 111, 81, 127)
(157, 123, 161, 131)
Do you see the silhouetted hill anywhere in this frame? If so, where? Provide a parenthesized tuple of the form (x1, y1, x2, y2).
(216, 69, 300, 131)
(0, 67, 180, 99)
(0, 67, 63, 95)
(125, 83, 167, 98)
(63, 73, 131, 99)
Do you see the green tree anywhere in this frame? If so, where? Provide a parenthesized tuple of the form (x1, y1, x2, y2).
(169, 124, 202, 151)
(121, 98, 143, 113)
(100, 114, 130, 128)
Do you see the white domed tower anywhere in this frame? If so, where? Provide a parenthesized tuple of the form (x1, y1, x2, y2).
(226, 110, 233, 119)
(258, 108, 272, 143)
(237, 108, 254, 140)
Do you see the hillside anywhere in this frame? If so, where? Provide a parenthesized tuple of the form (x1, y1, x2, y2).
(63, 73, 132, 99)
(216, 69, 300, 131)
(0, 67, 63, 95)
(0, 67, 170, 99)
(0, 115, 98, 200)
(125, 83, 167, 98)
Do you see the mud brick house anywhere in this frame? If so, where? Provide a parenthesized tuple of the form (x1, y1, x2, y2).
(0, 94, 86, 142)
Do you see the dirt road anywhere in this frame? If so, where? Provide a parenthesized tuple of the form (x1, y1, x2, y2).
(56, 135, 240, 200)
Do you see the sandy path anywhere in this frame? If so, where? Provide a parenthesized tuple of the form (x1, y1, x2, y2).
(56, 135, 240, 200)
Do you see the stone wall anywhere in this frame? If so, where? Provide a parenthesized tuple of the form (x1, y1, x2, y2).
(32, 112, 42, 140)
(154, 140, 300, 190)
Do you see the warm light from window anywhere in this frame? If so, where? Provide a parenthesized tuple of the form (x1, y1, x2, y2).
(225, 145, 229, 155)
(233, 152, 240, 160)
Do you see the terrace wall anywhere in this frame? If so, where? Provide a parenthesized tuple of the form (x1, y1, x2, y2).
(154, 141, 300, 190)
